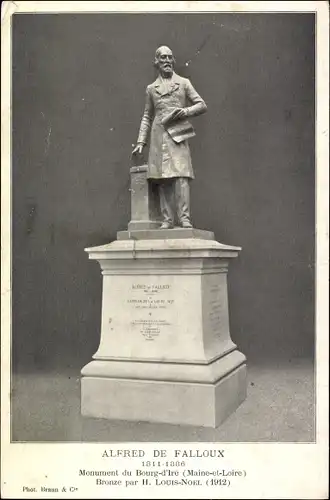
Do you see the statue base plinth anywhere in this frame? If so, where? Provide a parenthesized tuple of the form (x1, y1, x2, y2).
(81, 237, 246, 427)
(117, 227, 215, 240)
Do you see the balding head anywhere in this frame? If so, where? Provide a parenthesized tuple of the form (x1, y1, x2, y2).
(155, 45, 173, 59)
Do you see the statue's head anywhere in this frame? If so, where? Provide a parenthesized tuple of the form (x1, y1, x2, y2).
(154, 46, 175, 76)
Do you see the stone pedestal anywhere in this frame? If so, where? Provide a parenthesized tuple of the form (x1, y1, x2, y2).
(81, 237, 247, 427)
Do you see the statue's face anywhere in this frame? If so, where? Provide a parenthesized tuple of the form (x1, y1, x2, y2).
(156, 47, 174, 76)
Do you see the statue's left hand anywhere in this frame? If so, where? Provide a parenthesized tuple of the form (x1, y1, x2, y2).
(172, 108, 188, 120)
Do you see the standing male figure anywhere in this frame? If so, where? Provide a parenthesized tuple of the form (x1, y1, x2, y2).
(132, 46, 207, 229)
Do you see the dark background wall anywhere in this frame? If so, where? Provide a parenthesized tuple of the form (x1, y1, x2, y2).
(12, 13, 315, 372)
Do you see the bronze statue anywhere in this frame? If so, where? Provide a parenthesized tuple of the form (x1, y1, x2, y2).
(132, 46, 207, 229)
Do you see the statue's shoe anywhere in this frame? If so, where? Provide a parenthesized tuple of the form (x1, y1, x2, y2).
(181, 220, 193, 228)
(160, 221, 174, 229)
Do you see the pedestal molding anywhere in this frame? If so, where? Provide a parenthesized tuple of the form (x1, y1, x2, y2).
(82, 348, 245, 384)
(91, 344, 237, 365)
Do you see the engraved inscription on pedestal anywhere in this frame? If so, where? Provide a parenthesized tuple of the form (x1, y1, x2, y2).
(94, 274, 211, 363)
(128, 284, 174, 341)
(202, 273, 236, 357)
(209, 283, 224, 332)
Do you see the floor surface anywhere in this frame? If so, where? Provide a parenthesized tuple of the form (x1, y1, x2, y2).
(11, 360, 315, 442)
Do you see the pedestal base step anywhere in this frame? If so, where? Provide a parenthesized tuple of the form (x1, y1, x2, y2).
(81, 363, 247, 428)
(117, 227, 215, 241)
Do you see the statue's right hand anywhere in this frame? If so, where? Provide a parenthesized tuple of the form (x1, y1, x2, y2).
(132, 143, 144, 156)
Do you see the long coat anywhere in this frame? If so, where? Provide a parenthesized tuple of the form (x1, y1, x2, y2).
(137, 72, 207, 180)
